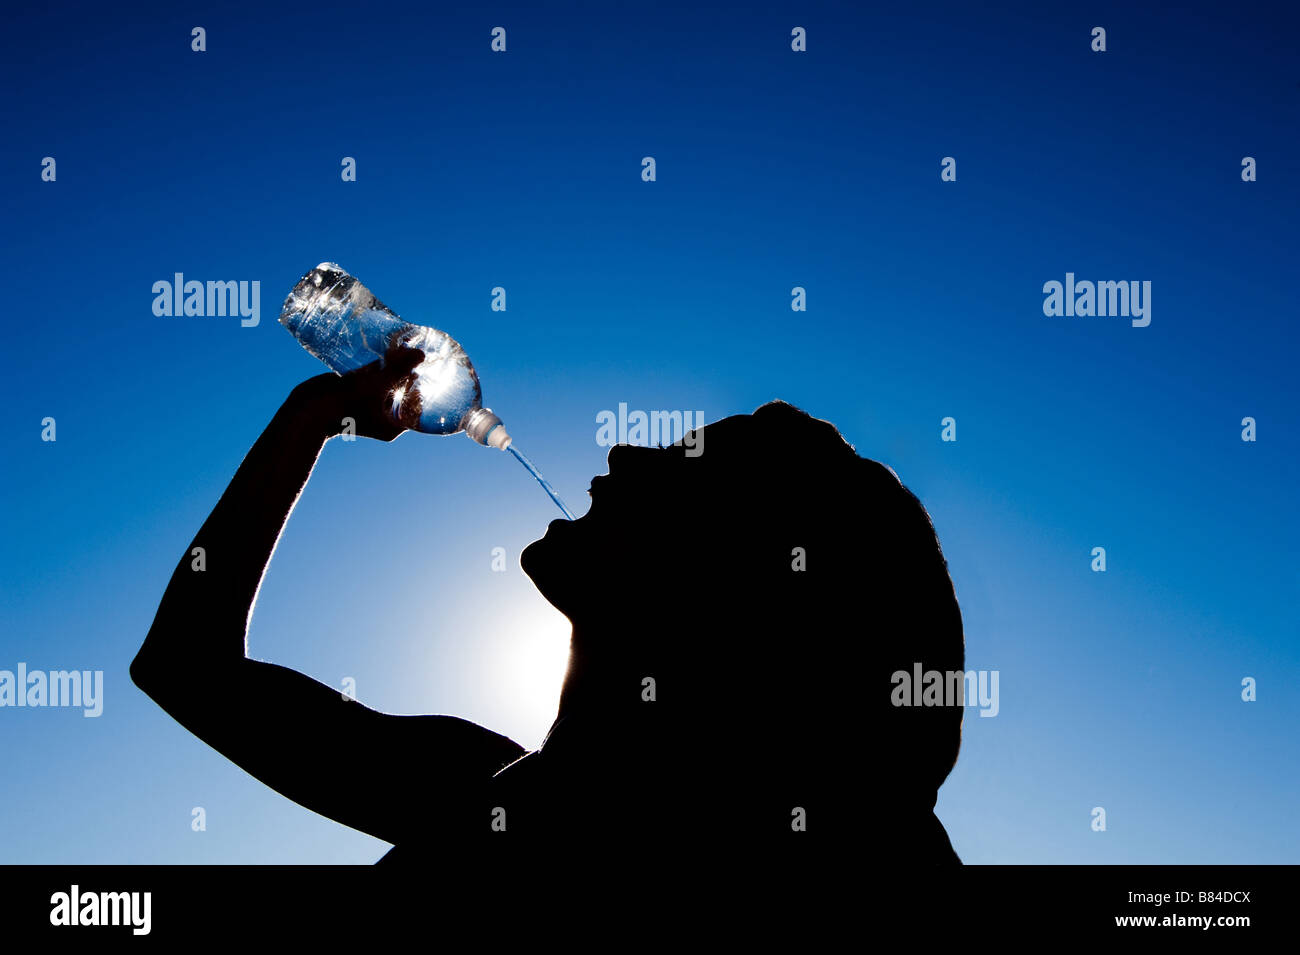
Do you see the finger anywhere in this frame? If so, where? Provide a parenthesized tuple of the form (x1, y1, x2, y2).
(383, 345, 425, 375)
(349, 356, 384, 377)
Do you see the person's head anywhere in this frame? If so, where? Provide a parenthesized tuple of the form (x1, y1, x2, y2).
(521, 400, 964, 812)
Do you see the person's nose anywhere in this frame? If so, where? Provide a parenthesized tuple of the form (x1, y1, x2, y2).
(606, 443, 656, 475)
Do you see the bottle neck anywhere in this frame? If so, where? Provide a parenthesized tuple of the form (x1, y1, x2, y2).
(463, 407, 510, 448)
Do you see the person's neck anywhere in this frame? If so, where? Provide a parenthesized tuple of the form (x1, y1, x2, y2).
(550, 623, 653, 738)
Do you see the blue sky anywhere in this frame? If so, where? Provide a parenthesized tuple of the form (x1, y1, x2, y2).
(1, 0, 1296, 863)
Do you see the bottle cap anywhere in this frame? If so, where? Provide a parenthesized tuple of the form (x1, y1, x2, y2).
(464, 407, 511, 450)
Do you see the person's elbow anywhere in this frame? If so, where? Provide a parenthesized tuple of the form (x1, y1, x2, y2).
(131, 629, 242, 712)
(129, 643, 165, 703)
(129, 630, 193, 709)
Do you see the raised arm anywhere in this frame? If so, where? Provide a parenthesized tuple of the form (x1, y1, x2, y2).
(130, 348, 524, 845)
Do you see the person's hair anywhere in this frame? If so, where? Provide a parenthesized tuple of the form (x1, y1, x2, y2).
(630, 400, 965, 814)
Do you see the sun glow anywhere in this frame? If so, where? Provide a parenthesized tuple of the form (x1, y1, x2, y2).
(487, 602, 572, 748)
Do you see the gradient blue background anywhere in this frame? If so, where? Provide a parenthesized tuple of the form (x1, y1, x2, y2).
(1, 0, 1296, 863)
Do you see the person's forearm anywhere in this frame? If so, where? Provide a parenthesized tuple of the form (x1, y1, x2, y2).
(133, 382, 340, 682)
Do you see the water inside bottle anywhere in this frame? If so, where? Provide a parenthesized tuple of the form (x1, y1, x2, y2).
(508, 445, 576, 520)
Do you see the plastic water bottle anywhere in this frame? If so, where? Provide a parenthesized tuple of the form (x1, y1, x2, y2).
(279, 263, 576, 520)
(279, 262, 511, 449)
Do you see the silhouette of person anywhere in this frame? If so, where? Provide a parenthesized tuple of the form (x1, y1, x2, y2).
(131, 347, 964, 866)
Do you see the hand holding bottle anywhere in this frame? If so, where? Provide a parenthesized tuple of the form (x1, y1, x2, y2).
(289, 344, 425, 442)
(280, 263, 510, 447)
(279, 262, 572, 517)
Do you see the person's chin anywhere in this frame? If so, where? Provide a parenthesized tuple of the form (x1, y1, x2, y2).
(520, 541, 569, 616)
(520, 532, 561, 589)
(519, 536, 544, 580)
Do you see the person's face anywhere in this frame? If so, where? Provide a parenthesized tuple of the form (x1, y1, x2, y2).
(520, 442, 676, 623)
(520, 414, 758, 624)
